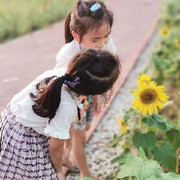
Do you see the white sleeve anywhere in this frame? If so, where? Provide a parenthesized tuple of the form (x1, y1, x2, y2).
(54, 53, 70, 70)
(54, 40, 80, 70)
(103, 36, 117, 54)
(44, 90, 77, 139)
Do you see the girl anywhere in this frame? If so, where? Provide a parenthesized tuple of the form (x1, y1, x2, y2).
(0, 49, 120, 180)
(54, 0, 117, 178)
(54, 0, 116, 70)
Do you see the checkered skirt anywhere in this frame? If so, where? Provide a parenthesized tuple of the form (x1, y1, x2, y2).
(0, 105, 57, 180)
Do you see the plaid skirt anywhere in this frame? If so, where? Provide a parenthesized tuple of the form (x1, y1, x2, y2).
(0, 105, 57, 180)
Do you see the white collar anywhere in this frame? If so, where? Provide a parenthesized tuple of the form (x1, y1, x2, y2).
(63, 85, 82, 109)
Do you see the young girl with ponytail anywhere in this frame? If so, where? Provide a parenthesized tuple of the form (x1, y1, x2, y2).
(0, 49, 120, 180)
(54, 0, 117, 178)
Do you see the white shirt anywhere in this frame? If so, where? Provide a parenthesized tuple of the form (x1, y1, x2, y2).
(10, 68, 78, 139)
(54, 37, 117, 70)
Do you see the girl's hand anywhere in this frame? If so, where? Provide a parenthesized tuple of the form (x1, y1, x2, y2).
(56, 171, 65, 180)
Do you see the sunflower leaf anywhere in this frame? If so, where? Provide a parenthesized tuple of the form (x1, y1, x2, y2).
(117, 153, 163, 180)
(106, 134, 123, 148)
(167, 130, 180, 149)
(133, 131, 157, 152)
(152, 142, 176, 172)
(147, 172, 180, 180)
(111, 154, 127, 164)
(142, 114, 176, 131)
(138, 147, 148, 161)
(152, 56, 162, 71)
(81, 178, 93, 180)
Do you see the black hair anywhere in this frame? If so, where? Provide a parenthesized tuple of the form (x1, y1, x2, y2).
(30, 49, 120, 120)
(64, 0, 113, 43)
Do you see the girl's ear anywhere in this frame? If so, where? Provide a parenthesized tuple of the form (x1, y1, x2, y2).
(71, 31, 80, 42)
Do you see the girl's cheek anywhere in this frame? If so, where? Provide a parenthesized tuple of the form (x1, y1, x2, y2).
(105, 37, 109, 44)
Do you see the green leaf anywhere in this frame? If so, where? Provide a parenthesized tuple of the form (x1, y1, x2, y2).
(123, 108, 137, 122)
(122, 137, 133, 150)
(139, 147, 148, 161)
(106, 134, 123, 148)
(142, 115, 166, 130)
(142, 114, 176, 131)
(147, 172, 180, 180)
(152, 142, 176, 172)
(167, 130, 180, 149)
(111, 154, 127, 164)
(81, 178, 93, 180)
(164, 117, 179, 131)
(152, 56, 162, 71)
(117, 153, 163, 180)
(133, 131, 157, 152)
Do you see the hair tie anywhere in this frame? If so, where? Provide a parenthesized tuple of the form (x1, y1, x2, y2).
(90, 2, 101, 12)
(63, 74, 80, 88)
(61, 74, 68, 83)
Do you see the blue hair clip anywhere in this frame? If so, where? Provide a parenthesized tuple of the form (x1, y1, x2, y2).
(90, 2, 101, 12)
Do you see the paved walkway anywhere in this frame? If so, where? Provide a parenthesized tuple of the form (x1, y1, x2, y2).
(0, 0, 161, 138)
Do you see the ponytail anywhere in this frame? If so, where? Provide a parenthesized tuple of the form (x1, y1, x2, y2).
(64, 13, 74, 43)
(30, 76, 64, 121)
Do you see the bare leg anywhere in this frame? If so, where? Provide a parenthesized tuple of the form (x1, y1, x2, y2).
(72, 123, 91, 178)
(62, 159, 73, 175)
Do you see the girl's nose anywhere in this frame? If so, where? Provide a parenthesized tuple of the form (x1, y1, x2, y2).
(98, 40, 106, 50)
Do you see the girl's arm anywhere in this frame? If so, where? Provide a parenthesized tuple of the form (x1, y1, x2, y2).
(91, 95, 102, 115)
(49, 137, 65, 180)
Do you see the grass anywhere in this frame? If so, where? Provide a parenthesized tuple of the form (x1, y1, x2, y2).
(0, 0, 76, 43)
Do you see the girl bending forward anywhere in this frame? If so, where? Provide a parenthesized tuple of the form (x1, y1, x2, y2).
(0, 49, 120, 180)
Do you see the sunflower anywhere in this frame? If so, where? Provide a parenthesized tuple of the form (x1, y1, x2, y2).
(160, 28, 170, 38)
(132, 82, 169, 116)
(137, 74, 152, 86)
(176, 39, 180, 48)
(117, 118, 128, 134)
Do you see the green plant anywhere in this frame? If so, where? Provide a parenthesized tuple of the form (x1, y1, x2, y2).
(149, 0, 180, 85)
(0, 0, 75, 42)
(108, 74, 180, 174)
(81, 177, 93, 180)
(115, 148, 180, 180)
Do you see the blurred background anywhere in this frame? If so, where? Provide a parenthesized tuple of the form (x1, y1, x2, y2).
(0, 0, 180, 178)
(0, 0, 76, 43)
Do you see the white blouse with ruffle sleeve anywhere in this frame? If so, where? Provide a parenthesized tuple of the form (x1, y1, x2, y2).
(10, 68, 78, 140)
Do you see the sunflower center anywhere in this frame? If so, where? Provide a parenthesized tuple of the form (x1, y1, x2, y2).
(140, 89, 157, 104)
(121, 122, 125, 126)
(163, 31, 167, 35)
(177, 40, 180, 46)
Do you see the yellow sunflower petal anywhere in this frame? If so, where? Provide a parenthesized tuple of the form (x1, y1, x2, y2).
(137, 74, 152, 86)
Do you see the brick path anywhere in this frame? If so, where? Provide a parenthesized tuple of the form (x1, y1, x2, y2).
(0, 0, 161, 140)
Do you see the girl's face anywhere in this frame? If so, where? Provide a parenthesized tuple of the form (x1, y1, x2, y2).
(76, 23, 111, 50)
